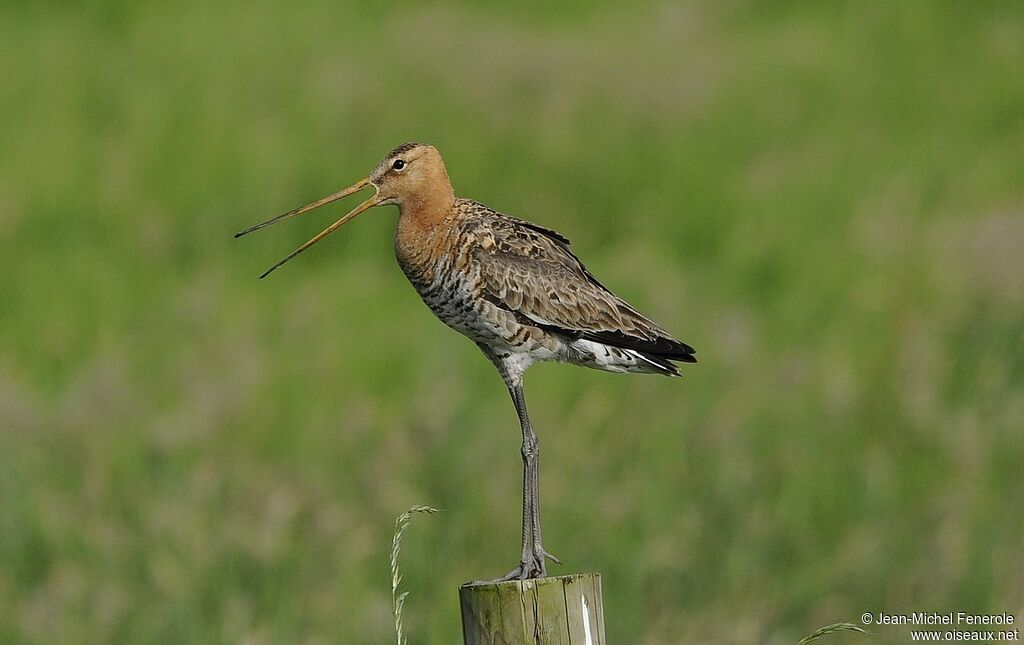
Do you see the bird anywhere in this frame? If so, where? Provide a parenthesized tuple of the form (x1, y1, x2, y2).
(236, 143, 696, 582)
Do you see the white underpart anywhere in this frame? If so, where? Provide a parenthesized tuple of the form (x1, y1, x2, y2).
(498, 350, 540, 384)
(565, 339, 666, 375)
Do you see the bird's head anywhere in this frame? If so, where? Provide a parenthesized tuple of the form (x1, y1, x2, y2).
(235, 142, 453, 278)
(370, 143, 452, 208)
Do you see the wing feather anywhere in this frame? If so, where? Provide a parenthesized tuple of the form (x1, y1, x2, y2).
(466, 207, 696, 362)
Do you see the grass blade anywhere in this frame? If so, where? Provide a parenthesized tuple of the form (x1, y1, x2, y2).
(798, 622, 870, 644)
(390, 505, 439, 645)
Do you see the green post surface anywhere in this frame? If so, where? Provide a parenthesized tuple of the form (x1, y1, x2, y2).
(459, 573, 605, 645)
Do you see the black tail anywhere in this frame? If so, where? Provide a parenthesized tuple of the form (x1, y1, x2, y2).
(582, 330, 697, 364)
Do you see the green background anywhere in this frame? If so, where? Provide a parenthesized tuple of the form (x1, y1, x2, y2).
(2, 2, 1022, 643)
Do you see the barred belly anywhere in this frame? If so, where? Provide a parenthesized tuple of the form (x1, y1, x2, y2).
(401, 261, 557, 359)
(397, 255, 488, 341)
(420, 275, 498, 344)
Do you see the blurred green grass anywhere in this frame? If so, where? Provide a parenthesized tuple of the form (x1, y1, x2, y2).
(1, 1, 1022, 643)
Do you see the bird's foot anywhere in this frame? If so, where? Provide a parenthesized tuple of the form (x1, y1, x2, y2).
(537, 546, 562, 566)
(465, 547, 562, 586)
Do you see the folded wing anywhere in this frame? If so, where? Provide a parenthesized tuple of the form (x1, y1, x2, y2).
(467, 206, 696, 365)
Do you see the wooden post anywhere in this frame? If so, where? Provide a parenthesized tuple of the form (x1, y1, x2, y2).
(459, 573, 605, 645)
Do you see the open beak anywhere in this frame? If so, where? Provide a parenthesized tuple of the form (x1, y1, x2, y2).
(235, 177, 378, 278)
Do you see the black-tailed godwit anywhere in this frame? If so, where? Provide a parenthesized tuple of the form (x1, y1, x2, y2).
(236, 143, 696, 582)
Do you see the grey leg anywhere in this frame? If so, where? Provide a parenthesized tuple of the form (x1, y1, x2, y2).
(512, 384, 561, 581)
(468, 383, 560, 584)
(515, 384, 544, 576)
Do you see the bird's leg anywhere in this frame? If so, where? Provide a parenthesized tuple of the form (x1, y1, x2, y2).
(517, 426, 536, 567)
(527, 425, 561, 571)
(468, 383, 560, 585)
(509, 384, 560, 577)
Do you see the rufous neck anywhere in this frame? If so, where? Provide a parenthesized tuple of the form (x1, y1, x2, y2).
(398, 181, 456, 228)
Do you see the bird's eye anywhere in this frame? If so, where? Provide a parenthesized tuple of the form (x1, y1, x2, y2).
(392, 159, 406, 171)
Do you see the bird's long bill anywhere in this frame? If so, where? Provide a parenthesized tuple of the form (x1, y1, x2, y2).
(234, 177, 378, 279)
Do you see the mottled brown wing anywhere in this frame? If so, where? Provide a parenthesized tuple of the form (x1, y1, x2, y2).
(468, 211, 696, 361)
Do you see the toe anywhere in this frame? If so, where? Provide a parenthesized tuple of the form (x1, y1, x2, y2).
(466, 563, 530, 586)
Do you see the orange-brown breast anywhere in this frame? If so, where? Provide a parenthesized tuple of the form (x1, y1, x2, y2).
(393, 201, 463, 289)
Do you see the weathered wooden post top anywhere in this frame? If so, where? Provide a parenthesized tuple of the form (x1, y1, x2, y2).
(459, 573, 606, 644)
